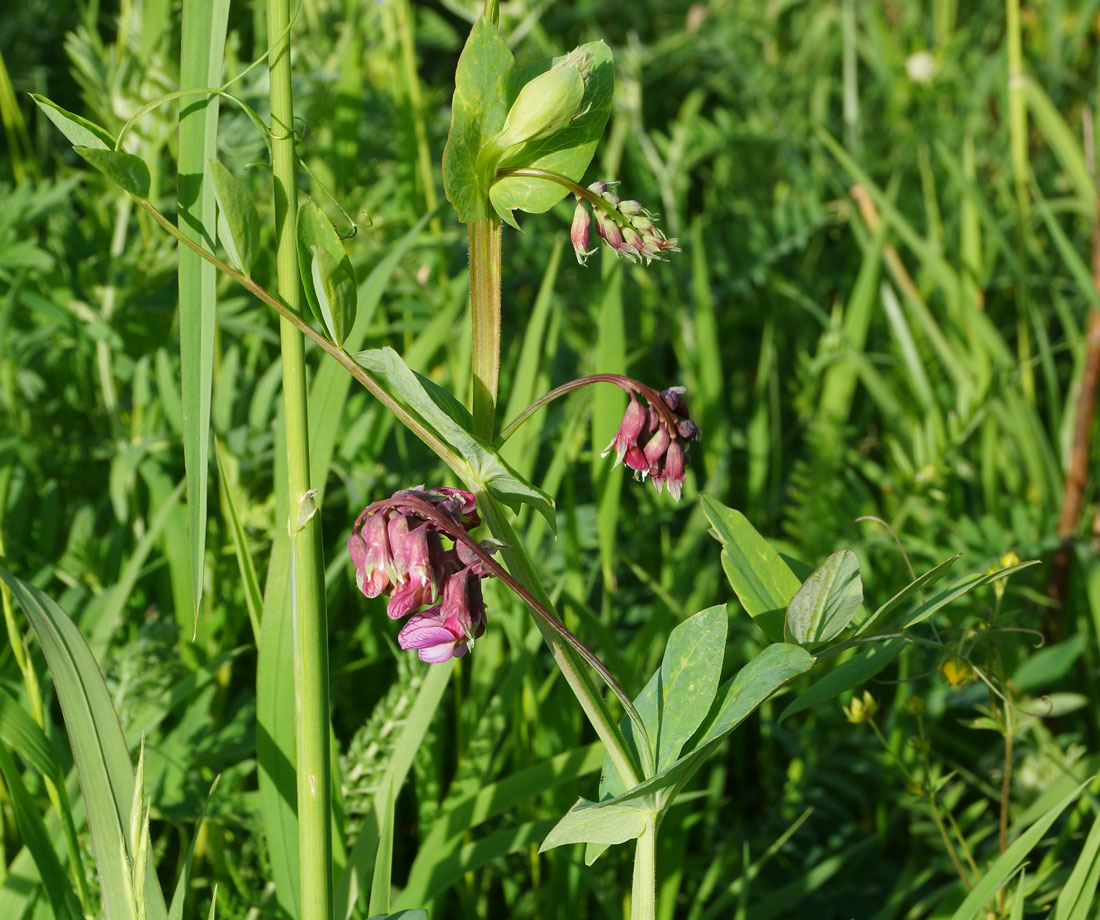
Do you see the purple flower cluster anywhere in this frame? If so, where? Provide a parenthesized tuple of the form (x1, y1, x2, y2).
(602, 386, 700, 501)
(348, 487, 494, 663)
(571, 181, 680, 266)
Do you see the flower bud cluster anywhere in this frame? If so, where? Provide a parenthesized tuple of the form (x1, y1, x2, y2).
(348, 487, 495, 663)
(601, 385, 701, 501)
(571, 181, 679, 266)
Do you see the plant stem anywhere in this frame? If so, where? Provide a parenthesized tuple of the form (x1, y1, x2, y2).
(496, 373, 682, 446)
(467, 212, 648, 786)
(469, 217, 501, 440)
(631, 815, 657, 920)
(267, 0, 333, 916)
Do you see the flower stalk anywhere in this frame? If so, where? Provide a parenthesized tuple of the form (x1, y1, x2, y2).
(466, 219, 651, 785)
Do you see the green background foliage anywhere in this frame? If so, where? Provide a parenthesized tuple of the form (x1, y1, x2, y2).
(1, 0, 1099, 917)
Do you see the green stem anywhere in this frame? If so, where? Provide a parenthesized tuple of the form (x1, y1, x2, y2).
(267, 0, 332, 916)
(479, 494, 645, 786)
(631, 815, 657, 920)
(467, 209, 649, 787)
(496, 373, 681, 447)
(136, 197, 461, 471)
(139, 183, 649, 785)
(470, 217, 501, 440)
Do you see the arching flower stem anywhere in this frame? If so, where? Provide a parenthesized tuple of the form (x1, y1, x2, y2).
(496, 373, 681, 447)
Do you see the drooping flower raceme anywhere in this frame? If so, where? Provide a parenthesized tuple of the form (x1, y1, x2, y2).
(348, 487, 494, 663)
(572, 181, 679, 266)
(602, 385, 701, 501)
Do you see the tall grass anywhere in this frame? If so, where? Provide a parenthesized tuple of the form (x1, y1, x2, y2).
(0, 1, 1098, 918)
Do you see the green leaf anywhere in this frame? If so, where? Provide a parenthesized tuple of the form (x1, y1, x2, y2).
(539, 799, 650, 852)
(72, 147, 151, 198)
(694, 643, 814, 747)
(0, 688, 61, 783)
(30, 94, 114, 149)
(655, 606, 727, 769)
(594, 606, 728, 805)
(566, 643, 813, 857)
(779, 637, 905, 721)
(368, 913, 429, 920)
(309, 246, 356, 348)
(1021, 78, 1095, 211)
(902, 561, 1039, 628)
(701, 496, 800, 642)
(0, 744, 82, 920)
(489, 41, 614, 222)
(178, 0, 228, 630)
(948, 781, 1085, 920)
(207, 158, 260, 277)
(168, 777, 221, 920)
(0, 568, 168, 920)
(855, 554, 960, 636)
(1012, 633, 1087, 694)
(296, 201, 356, 340)
(785, 550, 862, 647)
(350, 347, 555, 530)
(1053, 806, 1100, 920)
(442, 17, 515, 223)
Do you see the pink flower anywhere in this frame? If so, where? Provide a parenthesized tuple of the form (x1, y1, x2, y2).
(599, 385, 701, 501)
(349, 488, 496, 663)
(601, 395, 647, 467)
(397, 607, 471, 663)
(348, 512, 392, 598)
(571, 200, 595, 265)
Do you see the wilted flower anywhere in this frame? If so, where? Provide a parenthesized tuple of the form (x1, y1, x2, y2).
(571, 181, 679, 266)
(348, 511, 391, 598)
(601, 384, 701, 501)
(349, 487, 497, 663)
(571, 201, 595, 264)
(603, 395, 647, 467)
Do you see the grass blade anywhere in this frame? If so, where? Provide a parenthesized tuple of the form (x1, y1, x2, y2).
(0, 567, 168, 920)
(178, 0, 230, 627)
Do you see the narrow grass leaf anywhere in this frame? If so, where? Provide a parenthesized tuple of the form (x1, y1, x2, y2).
(779, 638, 905, 722)
(178, 0, 230, 627)
(214, 441, 262, 643)
(1021, 78, 1095, 210)
(335, 663, 454, 920)
(948, 781, 1085, 920)
(0, 688, 60, 782)
(0, 744, 82, 920)
(0, 568, 168, 920)
(1052, 806, 1100, 920)
(168, 776, 222, 920)
(367, 775, 395, 917)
